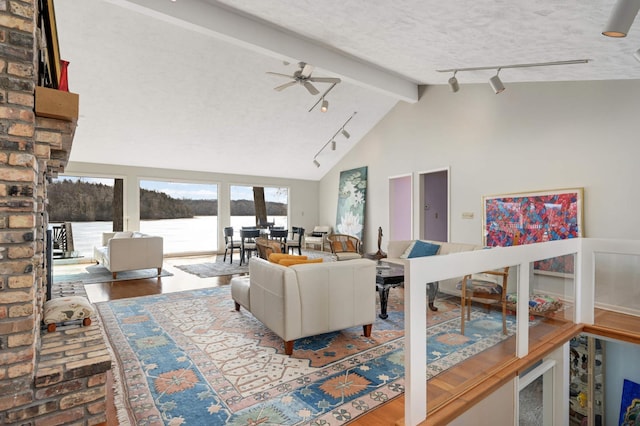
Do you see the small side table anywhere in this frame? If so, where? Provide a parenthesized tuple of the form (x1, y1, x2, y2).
(375, 262, 403, 319)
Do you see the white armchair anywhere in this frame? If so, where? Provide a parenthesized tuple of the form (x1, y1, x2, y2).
(304, 226, 332, 251)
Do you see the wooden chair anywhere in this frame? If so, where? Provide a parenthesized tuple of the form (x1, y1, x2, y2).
(223, 227, 241, 264)
(240, 228, 260, 265)
(327, 233, 363, 261)
(269, 228, 288, 253)
(305, 226, 331, 251)
(255, 237, 283, 260)
(459, 267, 510, 335)
(285, 226, 305, 255)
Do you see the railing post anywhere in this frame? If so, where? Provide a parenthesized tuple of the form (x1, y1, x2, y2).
(404, 262, 427, 425)
(516, 262, 530, 357)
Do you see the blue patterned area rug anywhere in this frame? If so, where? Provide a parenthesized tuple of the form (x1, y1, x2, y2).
(97, 287, 515, 425)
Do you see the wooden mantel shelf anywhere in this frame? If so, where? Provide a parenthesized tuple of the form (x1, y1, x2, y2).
(35, 86, 79, 122)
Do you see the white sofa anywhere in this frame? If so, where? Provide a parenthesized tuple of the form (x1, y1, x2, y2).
(93, 231, 164, 279)
(231, 257, 376, 355)
(386, 239, 484, 309)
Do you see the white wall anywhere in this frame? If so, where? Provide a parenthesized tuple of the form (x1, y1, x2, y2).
(319, 79, 640, 253)
(63, 162, 319, 251)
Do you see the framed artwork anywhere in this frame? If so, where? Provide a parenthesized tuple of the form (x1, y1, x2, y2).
(335, 166, 367, 240)
(619, 379, 640, 425)
(482, 188, 583, 277)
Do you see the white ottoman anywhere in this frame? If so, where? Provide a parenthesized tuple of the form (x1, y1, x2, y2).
(231, 276, 251, 312)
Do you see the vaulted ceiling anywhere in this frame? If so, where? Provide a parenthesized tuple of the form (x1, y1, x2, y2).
(55, 0, 640, 180)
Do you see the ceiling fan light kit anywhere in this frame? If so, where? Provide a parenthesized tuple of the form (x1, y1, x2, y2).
(267, 62, 340, 96)
(312, 112, 357, 168)
(437, 59, 590, 94)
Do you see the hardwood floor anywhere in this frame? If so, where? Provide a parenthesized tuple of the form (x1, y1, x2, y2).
(55, 255, 640, 426)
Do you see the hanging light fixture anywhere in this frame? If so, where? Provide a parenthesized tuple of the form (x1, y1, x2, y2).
(602, 0, 640, 37)
(308, 82, 338, 112)
(489, 69, 505, 94)
(321, 98, 329, 113)
(313, 159, 320, 168)
(448, 71, 459, 93)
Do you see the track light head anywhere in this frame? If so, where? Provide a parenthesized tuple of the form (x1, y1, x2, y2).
(341, 129, 350, 139)
(489, 70, 505, 94)
(635, 48, 640, 63)
(448, 71, 459, 92)
(331, 140, 336, 151)
(313, 159, 320, 168)
(321, 98, 328, 113)
(602, 0, 640, 37)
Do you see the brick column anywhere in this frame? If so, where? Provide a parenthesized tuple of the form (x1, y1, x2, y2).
(0, 0, 39, 412)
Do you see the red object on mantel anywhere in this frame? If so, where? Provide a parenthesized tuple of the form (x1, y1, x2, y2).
(59, 60, 69, 92)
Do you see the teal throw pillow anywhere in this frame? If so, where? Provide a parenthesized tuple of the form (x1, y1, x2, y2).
(408, 240, 440, 258)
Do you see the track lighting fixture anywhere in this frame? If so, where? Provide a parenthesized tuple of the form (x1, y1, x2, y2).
(635, 48, 640, 63)
(321, 99, 329, 113)
(448, 71, 459, 93)
(489, 69, 505, 94)
(602, 0, 640, 37)
(308, 82, 338, 112)
(311, 112, 357, 168)
(436, 59, 590, 93)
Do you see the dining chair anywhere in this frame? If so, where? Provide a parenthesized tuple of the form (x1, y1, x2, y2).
(240, 228, 261, 265)
(285, 227, 305, 255)
(223, 227, 241, 264)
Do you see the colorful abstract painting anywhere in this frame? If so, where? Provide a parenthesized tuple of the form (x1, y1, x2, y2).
(336, 166, 367, 240)
(619, 379, 640, 425)
(483, 188, 583, 276)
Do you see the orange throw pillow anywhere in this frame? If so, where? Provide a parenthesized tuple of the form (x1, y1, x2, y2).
(278, 258, 323, 266)
(268, 253, 307, 264)
(345, 240, 356, 252)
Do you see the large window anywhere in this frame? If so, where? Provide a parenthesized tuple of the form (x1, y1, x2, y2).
(47, 175, 117, 259)
(229, 185, 288, 233)
(139, 180, 218, 255)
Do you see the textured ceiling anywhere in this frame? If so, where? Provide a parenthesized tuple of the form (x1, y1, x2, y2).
(54, 0, 640, 180)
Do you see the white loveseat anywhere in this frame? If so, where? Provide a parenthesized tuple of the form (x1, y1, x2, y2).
(93, 232, 164, 279)
(231, 257, 376, 355)
(387, 240, 485, 309)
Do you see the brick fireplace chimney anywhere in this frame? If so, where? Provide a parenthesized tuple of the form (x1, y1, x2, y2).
(0, 2, 110, 424)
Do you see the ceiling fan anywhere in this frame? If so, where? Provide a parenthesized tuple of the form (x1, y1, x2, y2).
(266, 62, 341, 95)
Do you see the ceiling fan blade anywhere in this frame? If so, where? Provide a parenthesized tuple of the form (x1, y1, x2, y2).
(266, 71, 294, 79)
(301, 63, 314, 78)
(274, 81, 297, 91)
(308, 77, 341, 84)
(303, 81, 320, 95)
